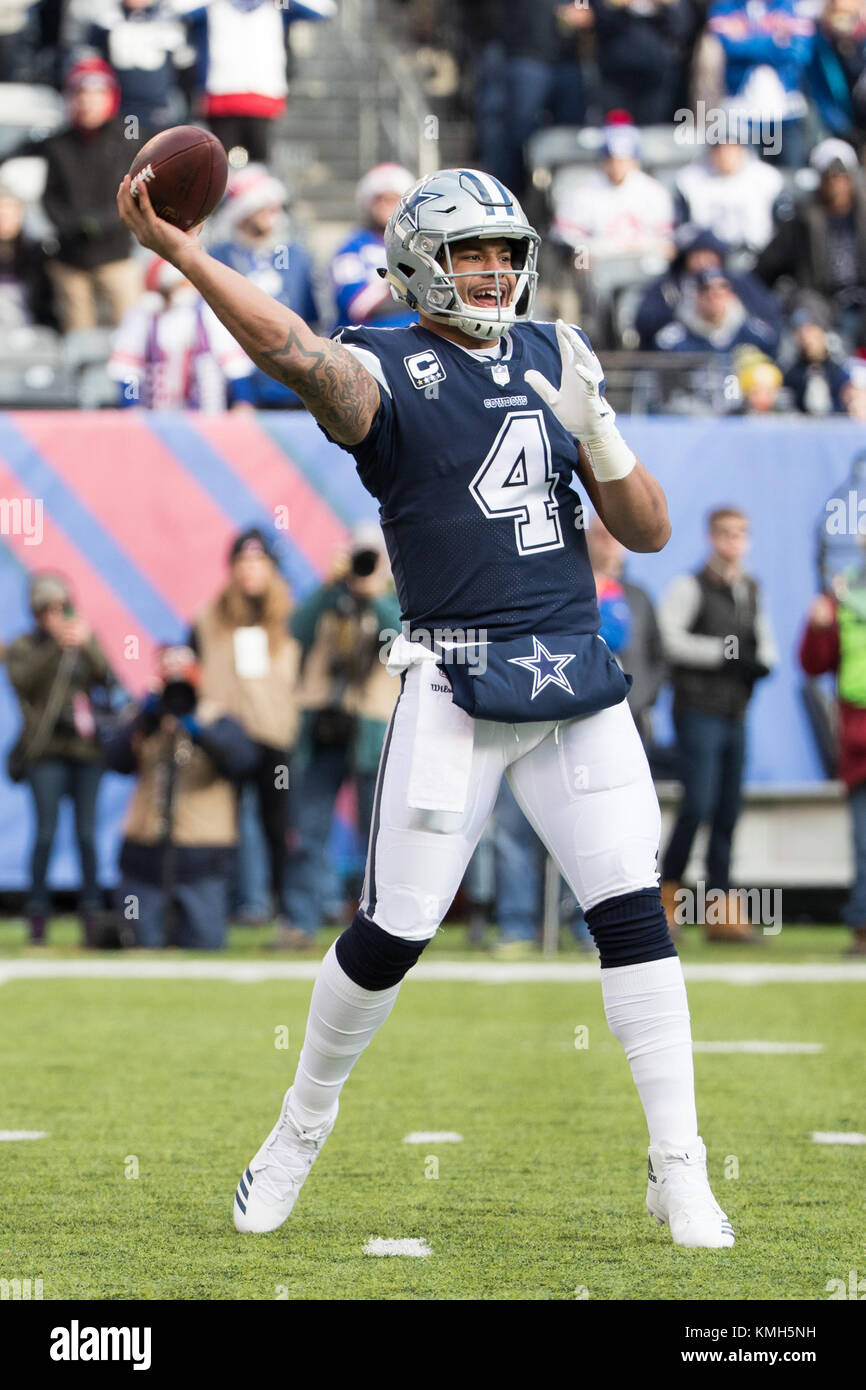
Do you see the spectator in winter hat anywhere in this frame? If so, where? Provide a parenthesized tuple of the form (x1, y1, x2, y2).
(1, 57, 140, 330)
(330, 163, 417, 330)
(757, 137, 866, 345)
(733, 345, 786, 412)
(783, 293, 855, 413)
(652, 267, 781, 355)
(635, 224, 782, 348)
(551, 114, 674, 263)
(674, 140, 784, 255)
(108, 253, 255, 410)
(209, 165, 318, 407)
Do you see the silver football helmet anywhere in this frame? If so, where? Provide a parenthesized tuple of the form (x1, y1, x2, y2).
(382, 168, 540, 340)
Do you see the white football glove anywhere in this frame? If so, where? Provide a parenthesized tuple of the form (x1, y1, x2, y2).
(524, 319, 636, 482)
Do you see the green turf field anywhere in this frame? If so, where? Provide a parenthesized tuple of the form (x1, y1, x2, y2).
(1, 921, 863, 1301)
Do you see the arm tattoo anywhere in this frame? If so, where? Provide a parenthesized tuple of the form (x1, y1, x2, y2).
(257, 329, 379, 445)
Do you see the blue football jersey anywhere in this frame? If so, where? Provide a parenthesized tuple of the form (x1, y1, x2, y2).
(329, 321, 602, 642)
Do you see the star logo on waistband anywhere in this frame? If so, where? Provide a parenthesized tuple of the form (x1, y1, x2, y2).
(507, 636, 576, 700)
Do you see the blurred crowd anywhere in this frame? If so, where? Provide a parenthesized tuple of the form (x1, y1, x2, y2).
(405, 0, 866, 414)
(5, 505, 866, 956)
(0, 0, 863, 411)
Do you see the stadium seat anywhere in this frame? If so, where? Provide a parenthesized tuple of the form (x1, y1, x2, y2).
(0, 363, 76, 408)
(595, 350, 730, 415)
(0, 83, 65, 162)
(64, 330, 116, 410)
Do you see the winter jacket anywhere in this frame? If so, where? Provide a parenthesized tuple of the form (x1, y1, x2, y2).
(5, 628, 113, 764)
(707, 0, 815, 101)
(9, 122, 132, 269)
(756, 184, 866, 305)
(104, 696, 258, 882)
(590, 0, 696, 81)
(800, 592, 866, 790)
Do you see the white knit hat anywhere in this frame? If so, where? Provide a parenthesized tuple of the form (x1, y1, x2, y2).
(222, 165, 288, 230)
(809, 138, 859, 175)
(355, 163, 415, 215)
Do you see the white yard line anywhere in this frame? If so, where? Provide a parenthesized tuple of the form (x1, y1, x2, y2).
(363, 1237, 431, 1258)
(0, 1130, 48, 1140)
(0, 959, 865, 985)
(693, 1041, 824, 1053)
(812, 1132, 866, 1145)
(403, 1132, 463, 1144)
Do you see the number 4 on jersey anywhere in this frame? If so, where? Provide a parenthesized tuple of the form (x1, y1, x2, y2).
(469, 411, 564, 556)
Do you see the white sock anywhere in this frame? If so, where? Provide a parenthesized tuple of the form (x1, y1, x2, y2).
(290, 943, 402, 1128)
(601, 956, 699, 1148)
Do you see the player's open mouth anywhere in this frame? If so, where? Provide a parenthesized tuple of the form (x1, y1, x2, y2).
(470, 287, 509, 309)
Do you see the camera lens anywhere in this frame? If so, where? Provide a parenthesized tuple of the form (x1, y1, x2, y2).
(351, 548, 379, 577)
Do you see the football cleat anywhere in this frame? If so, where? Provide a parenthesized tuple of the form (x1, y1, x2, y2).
(233, 1087, 337, 1235)
(646, 1138, 735, 1249)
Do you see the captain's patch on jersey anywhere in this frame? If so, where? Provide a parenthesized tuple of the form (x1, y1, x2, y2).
(403, 349, 447, 389)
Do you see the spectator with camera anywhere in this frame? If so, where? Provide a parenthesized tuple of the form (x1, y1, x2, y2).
(5, 573, 115, 946)
(104, 644, 257, 949)
(189, 527, 300, 932)
(658, 508, 777, 940)
(279, 525, 401, 947)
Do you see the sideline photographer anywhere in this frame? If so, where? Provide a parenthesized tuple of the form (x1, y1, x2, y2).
(103, 645, 257, 949)
(277, 525, 401, 947)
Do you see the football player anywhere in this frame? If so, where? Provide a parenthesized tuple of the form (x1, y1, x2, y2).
(118, 167, 735, 1250)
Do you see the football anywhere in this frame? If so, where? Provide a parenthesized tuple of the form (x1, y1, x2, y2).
(127, 126, 228, 231)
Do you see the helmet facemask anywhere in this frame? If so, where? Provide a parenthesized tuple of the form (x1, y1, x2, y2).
(406, 229, 539, 341)
(384, 170, 541, 342)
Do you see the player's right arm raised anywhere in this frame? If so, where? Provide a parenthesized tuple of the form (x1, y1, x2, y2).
(117, 176, 379, 445)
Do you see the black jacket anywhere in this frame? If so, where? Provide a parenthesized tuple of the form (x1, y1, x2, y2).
(590, 0, 696, 79)
(0, 232, 57, 327)
(11, 122, 132, 269)
(756, 185, 866, 307)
